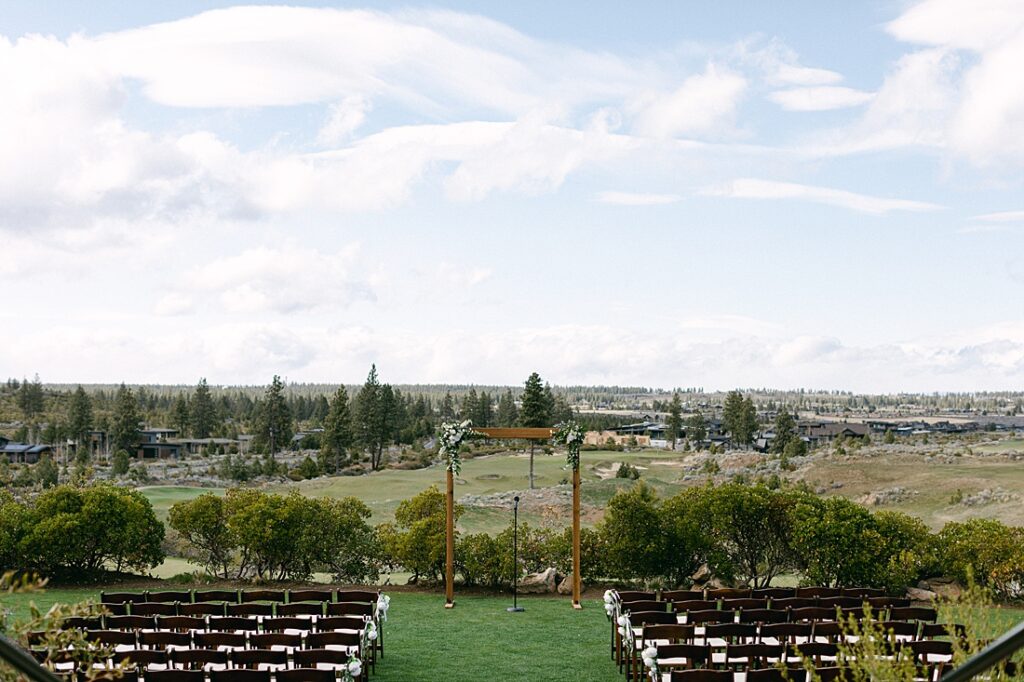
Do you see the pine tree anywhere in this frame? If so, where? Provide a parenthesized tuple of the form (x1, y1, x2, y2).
(666, 391, 683, 450)
(191, 378, 217, 439)
(496, 390, 518, 427)
(111, 383, 141, 454)
(473, 391, 493, 427)
(321, 386, 353, 473)
(172, 395, 191, 435)
(722, 390, 757, 448)
(17, 374, 44, 431)
(67, 385, 94, 463)
(771, 407, 797, 454)
(461, 389, 479, 420)
(519, 372, 550, 489)
(439, 392, 455, 419)
(686, 410, 707, 445)
(255, 375, 293, 457)
(355, 365, 394, 471)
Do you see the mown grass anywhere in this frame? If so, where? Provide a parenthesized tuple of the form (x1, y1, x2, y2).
(1, 589, 621, 682)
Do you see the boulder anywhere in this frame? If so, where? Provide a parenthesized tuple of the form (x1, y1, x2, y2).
(557, 576, 581, 595)
(919, 578, 963, 601)
(519, 567, 558, 594)
(690, 564, 712, 584)
(906, 587, 937, 602)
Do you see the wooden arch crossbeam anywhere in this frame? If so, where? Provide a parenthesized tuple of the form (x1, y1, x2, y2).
(443, 426, 583, 609)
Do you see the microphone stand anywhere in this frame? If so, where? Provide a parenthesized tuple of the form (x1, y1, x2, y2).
(507, 495, 525, 612)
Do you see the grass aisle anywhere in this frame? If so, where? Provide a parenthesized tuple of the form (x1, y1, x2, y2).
(376, 594, 621, 681)
(3, 591, 622, 682)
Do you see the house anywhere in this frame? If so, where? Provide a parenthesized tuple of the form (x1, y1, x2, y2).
(584, 430, 652, 447)
(2, 441, 54, 464)
(800, 422, 870, 446)
(139, 428, 179, 444)
(174, 438, 239, 455)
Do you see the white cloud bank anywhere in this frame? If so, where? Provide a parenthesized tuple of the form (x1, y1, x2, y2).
(702, 178, 943, 215)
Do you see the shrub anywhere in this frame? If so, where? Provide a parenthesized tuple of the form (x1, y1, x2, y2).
(34, 454, 58, 488)
(11, 484, 164, 579)
(615, 462, 640, 479)
(791, 496, 883, 587)
(599, 482, 666, 584)
(111, 449, 131, 476)
(938, 518, 1024, 599)
(379, 486, 460, 583)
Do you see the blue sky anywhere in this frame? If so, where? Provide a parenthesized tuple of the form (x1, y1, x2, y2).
(2, 0, 1024, 392)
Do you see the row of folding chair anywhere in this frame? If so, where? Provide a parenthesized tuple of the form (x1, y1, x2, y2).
(42, 628, 368, 652)
(99, 590, 377, 606)
(40, 649, 370, 681)
(90, 601, 378, 619)
(62, 616, 372, 635)
(48, 668, 343, 682)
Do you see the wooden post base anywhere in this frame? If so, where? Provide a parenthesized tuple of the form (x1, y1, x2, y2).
(444, 601, 455, 609)
(572, 601, 582, 610)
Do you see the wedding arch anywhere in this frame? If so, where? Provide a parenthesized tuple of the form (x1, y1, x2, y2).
(438, 422, 585, 609)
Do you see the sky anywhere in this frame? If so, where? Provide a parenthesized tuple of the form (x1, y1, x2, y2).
(2, 0, 1024, 393)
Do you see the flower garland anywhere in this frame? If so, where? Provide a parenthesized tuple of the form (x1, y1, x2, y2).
(553, 420, 585, 470)
(616, 612, 635, 654)
(376, 592, 391, 622)
(641, 645, 659, 681)
(340, 652, 362, 682)
(439, 419, 473, 475)
(603, 589, 617, 619)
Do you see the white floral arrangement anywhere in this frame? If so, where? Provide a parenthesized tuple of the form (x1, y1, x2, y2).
(553, 420, 585, 470)
(603, 589, 617, 619)
(376, 592, 391, 622)
(439, 419, 473, 475)
(340, 652, 362, 682)
(616, 612, 635, 654)
(641, 645, 659, 681)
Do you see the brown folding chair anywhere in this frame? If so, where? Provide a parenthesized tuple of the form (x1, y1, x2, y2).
(315, 616, 365, 632)
(275, 669, 335, 682)
(147, 591, 192, 604)
(229, 649, 288, 671)
(788, 642, 838, 667)
(723, 643, 785, 671)
(737, 609, 787, 625)
(193, 632, 246, 650)
(193, 590, 239, 604)
(276, 603, 324, 617)
(327, 602, 373, 618)
(168, 648, 229, 670)
(704, 623, 758, 644)
(138, 631, 191, 650)
(261, 617, 314, 633)
(641, 624, 697, 647)
(105, 616, 154, 631)
(100, 592, 145, 605)
(130, 603, 178, 617)
(287, 590, 333, 603)
(751, 588, 795, 600)
(227, 603, 273, 618)
(207, 617, 259, 633)
(667, 668, 728, 680)
(333, 590, 377, 604)
(209, 671, 269, 682)
(760, 623, 812, 645)
(293, 648, 359, 670)
(663, 590, 704, 602)
(920, 622, 965, 640)
(85, 630, 137, 649)
(145, 671, 204, 682)
(672, 600, 718, 614)
(790, 607, 835, 623)
(746, 668, 806, 682)
(248, 633, 302, 651)
(889, 606, 938, 623)
(721, 598, 768, 611)
(240, 590, 285, 603)
(110, 649, 168, 670)
(157, 617, 206, 632)
(687, 609, 734, 625)
(796, 587, 840, 599)
(655, 643, 711, 671)
(181, 602, 227, 617)
(615, 590, 657, 602)
(708, 588, 751, 600)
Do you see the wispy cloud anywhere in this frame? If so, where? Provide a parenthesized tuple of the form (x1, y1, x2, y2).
(769, 86, 874, 112)
(596, 191, 682, 206)
(702, 178, 943, 214)
(972, 209, 1024, 222)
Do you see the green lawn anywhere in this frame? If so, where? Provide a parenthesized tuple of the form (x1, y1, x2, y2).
(2, 589, 620, 682)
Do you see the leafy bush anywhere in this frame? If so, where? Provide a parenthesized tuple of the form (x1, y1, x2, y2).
(111, 450, 131, 476)
(615, 463, 640, 479)
(938, 518, 1024, 599)
(1, 485, 164, 579)
(599, 482, 666, 584)
(378, 486, 459, 583)
(791, 495, 883, 587)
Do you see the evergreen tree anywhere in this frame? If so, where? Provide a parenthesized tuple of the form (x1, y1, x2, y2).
(255, 375, 293, 457)
(770, 407, 797, 454)
(17, 374, 45, 427)
(111, 383, 141, 454)
(473, 391, 493, 427)
(496, 390, 518, 427)
(439, 392, 455, 419)
(722, 390, 757, 448)
(172, 395, 191, 435)
(67, 386, 94, 463)
(191, 378, 217, 439)
(666, 391, 683, 450)
(321, 386, 353, 473)
(686, 410, 707, 445)
(519, 372, 550, 489)
(461, 389, 479, 420)
(354, 365, 394, 471)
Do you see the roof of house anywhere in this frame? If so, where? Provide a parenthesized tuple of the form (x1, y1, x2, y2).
(1, 443, 53, 454)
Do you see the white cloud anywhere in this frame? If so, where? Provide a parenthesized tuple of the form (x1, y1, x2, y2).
(769, 86, 874, 112)
(973, 210, 1024, 222)
(596, 191, 682, 206)
(154, 293, 194, 317)
(884, 0, 1024, 164)
(702, 178, 943, 214)
(180, 245, 373, 314)
(631, 64, 747, 139)
(317, 96, 371, 146)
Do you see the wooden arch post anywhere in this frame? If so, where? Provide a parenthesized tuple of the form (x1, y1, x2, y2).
(444, 427, 582, 609)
